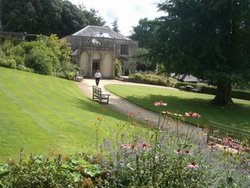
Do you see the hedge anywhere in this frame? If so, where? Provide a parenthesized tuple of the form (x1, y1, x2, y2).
(130, 74, 250, 101)
(176, 82, 250, 101)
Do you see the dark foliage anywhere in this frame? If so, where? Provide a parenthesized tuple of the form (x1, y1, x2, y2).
(0, 0, 105, 37)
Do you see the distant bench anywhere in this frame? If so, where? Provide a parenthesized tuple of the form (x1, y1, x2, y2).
(92, 86, 110, 104)
(179, 85, 202, 92)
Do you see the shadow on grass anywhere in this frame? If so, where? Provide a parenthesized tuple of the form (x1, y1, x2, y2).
(70, 97, 129, 123)
(124, 94, 250, 131)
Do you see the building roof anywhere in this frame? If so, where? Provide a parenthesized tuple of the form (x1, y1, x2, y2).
(183, 75, 200, 82)
(72, 25, 131, 40)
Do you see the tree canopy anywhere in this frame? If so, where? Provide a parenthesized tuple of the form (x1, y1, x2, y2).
(112, 18, 120, 33)
(130, 18, 160, 71)
(0, 0, 105, 37)
(131, 18, 159, 49)
(132, 0, 250, 105)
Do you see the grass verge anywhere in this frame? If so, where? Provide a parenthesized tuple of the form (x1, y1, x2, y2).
(0, 67, 135, 161)
(106, 84, 250, 132)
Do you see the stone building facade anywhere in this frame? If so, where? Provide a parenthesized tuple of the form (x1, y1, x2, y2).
(67, 26, 138, 78)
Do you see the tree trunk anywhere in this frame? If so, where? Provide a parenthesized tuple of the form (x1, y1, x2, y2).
(211, 82, 233, 105)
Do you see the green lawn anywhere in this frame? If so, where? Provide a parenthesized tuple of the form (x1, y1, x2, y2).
(106, 84, 250, 132)
(0, 67, 134, 161)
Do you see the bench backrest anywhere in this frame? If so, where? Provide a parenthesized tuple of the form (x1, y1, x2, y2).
(93, 86, 102, 96)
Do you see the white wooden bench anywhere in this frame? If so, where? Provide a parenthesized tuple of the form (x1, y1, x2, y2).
(92, 86, 110, 104)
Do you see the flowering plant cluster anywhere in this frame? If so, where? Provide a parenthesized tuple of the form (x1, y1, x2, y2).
(185, 111, 201, 118)
(154, 100, 167, 106)
(121, 143, 151, 151)
(0, 101, 249, 187)
(97, 101, 249, 187)
(222, 137, 242, 150)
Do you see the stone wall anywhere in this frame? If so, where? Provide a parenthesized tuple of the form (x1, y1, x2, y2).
(68, 36, 138, 78)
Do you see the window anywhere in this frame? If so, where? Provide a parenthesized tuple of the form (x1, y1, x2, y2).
(120, 45, 128, 55)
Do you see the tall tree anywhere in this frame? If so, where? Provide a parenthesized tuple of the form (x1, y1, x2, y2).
(154, 0, 250, 105)
(131, 18, 159, 49)
(82, 8, 105, 27)
(132, 48, 155, 71)
(60, 1, 86, 36)
(0, 0, 105, 37)
(130, 18, 161, 70)
(112, 18, 120, 33)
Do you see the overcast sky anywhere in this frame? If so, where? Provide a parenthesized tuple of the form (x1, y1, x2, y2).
(69, 0, 165, 36)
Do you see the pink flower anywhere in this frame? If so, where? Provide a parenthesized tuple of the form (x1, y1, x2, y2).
(121, 144, 135, 150)
(175, 149, 191, 155)
(121, 144, 129, 149)
(154, 101, 167, 107)
(154, 102, 162, 106)
(138, 143, 151, 151)
(184, 111, 201, 118)
(223, 137, 239, 150)
(175, 149, 181, 154)
(192, 112, 201, 118)
(208, 143, 217, 150)
(188, 162, 199, 169)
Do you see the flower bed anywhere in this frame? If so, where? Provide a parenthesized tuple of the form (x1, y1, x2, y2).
(1, 102, 249, 187)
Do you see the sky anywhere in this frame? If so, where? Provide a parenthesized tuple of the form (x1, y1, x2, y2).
(69, 0, 165, 36)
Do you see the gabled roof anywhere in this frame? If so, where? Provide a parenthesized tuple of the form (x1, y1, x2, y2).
(72, 25, 131, 40)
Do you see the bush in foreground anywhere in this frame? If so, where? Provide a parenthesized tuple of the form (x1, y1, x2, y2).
(99, 104, 249, 187)
(0, 153, 104, 187)
(1, 103, 249, 187)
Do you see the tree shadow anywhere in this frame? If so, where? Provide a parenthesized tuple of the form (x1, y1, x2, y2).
(69, 97, 129, 123)
(124, 94, 250, 131)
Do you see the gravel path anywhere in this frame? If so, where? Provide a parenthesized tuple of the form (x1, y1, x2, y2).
(76, 79, 206, 140)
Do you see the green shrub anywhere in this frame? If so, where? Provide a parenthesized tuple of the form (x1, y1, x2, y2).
(132, 73, 143, 80)
(0, 57, 16, 69)
(55, 71, 66, 79)
(176, 83, 250, 100)
(25, 46, 54, 75)
(195, 85, 250, 100)
(232, 89, 250, 101)
(0, 34, 76, 80)
(16, 64, 34, 72)
(0, 154, 103, 187)
(9, 45, 26, 66)
(64, 71, 77, 80)
(175, 82, 197, 89)
(198, 85, 216, 95)
(115, 59, 122, 77)
(130, 73, 176, 87)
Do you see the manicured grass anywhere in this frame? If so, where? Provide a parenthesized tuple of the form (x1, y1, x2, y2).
(0, 67, 134, 161)
(106, 84, 250, 132)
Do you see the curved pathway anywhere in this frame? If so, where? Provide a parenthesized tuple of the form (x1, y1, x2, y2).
(76, 79, 206, 141)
